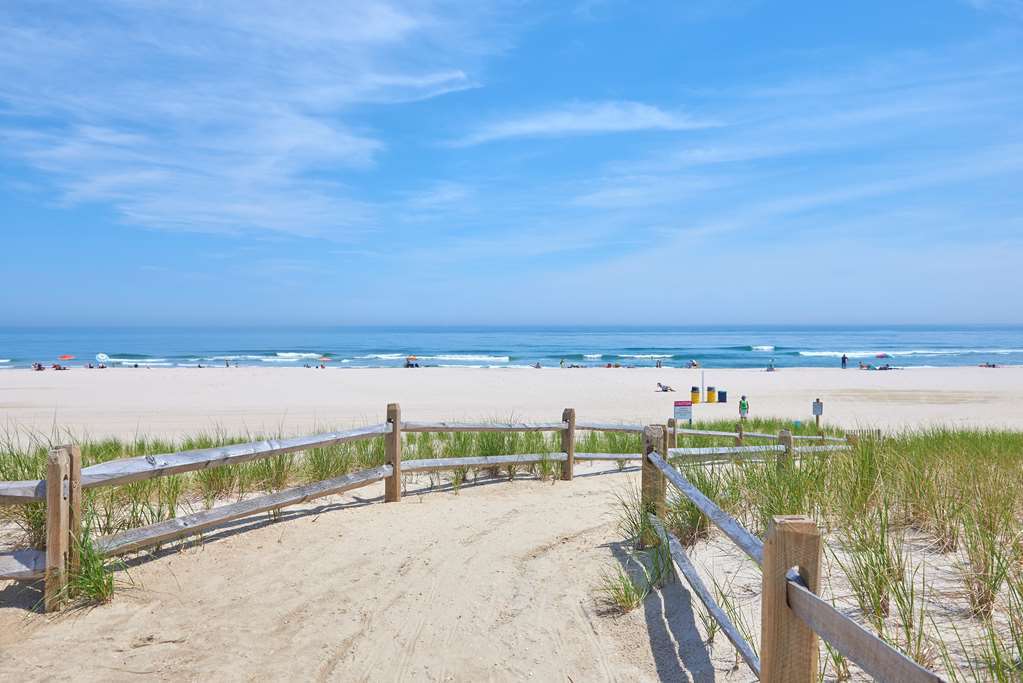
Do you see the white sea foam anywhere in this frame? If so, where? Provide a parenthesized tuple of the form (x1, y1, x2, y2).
(620, 353, 673, 359)
(420, 354, 509, 362)
(274, 352, 321, 359)
(799, 348, 1023, 358)
(109, 357, 168, 363)
(0, 359, 10, 363)
(357, 353, 406, 360)
(751, 345, 775, 352)
(583, 353, 603, 359)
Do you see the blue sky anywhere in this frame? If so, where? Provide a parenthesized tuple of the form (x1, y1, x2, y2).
(1, 0, 1021, 326)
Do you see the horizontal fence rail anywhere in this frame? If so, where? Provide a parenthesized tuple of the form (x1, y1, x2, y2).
(674, 427, 771, 439)
(97, 465, 393, 558)
(0, 480, 44, 505)
(674, 427, 849, 443)
(792, 434, 848, 443)
(574, 452, 642, 461)
(668, 444, 786, 458)
(0, 549, 46, 581)
(0, 424, 393, 501)
(400, 421, 567, 433)
(794, 444, 852, 454)
(647, 450, 764, 566)
(402, 453, 566, 473)
(574, 421, 645, 433)
(81, 424, 393, 490)
(785, 569, 945, 682)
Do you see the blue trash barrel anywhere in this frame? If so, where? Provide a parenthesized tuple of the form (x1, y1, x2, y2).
(717, 390, 728, 403)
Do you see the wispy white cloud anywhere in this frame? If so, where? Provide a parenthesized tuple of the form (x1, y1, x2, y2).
(962, 0, 1023, 19)
(452, 101, 716, 146)
(405, 182, 473, 209)
(0, 1, 494, 237)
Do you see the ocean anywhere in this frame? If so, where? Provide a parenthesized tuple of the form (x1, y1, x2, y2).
(0, 325, 1021, 370)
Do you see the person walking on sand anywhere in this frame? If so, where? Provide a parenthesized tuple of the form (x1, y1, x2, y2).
(739, 395, 750, 421)
(841, 354, 848, 369)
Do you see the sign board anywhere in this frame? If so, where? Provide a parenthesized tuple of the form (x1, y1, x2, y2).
(812, 399, 823, 416)
(673, 400, 693, 422)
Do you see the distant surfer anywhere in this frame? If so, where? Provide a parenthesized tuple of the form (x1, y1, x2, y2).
(841, 354, 848, 369)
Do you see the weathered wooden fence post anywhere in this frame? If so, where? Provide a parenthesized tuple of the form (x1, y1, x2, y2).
(44, 448, 70, 612)
(640, 425, 666, 547)
(777, 429, 794, 470)
(66, 445, 82, 578)
(666, 418, 677, 449)
(760, 515, 822, 683)
(560, 408, 576, 481)
(385, 403, 402, 503)
(735, 421, 744, 446)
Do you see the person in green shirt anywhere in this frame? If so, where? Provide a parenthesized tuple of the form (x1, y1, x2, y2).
(739, 395, 750, 421)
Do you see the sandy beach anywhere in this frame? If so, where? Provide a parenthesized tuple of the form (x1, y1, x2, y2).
(2, 365, 1021, 681)
(0, 462, 752, 682)
(1, 366, 1021, 440)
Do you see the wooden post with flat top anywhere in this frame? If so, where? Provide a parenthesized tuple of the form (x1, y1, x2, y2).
(640, 425, 666, 547)
(667, 418, 677, 449)
(735, 421, 744, 446)
(44, 448, 70, 612)
(760, 515, 821, 683)
(777, 429, 794, 471)
(560, 408, 576, 480)
(385, 403, 401, 503)
(66, 445, 82, 578)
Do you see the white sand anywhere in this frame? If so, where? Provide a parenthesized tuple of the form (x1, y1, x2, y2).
(1, 366, 1021, 440)
(0, 464, 750, 682)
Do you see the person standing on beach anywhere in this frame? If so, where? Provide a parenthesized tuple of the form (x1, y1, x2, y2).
(841, 354, 848, 369)
(739, 395, 750, 421)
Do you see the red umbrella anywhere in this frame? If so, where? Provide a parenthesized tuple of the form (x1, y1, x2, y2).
(58, 354, 75, 360)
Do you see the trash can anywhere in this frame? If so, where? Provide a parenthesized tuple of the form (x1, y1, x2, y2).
(707, 386, 717, 403)
(691, 386, 700, 404)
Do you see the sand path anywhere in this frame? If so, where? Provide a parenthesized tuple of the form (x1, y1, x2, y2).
(0, 464, 744, 682)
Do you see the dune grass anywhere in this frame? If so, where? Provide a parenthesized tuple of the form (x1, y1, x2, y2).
(603, 420, 1023, 681)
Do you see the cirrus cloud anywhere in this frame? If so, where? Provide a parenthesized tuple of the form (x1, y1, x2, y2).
(451, 100, 717, 146)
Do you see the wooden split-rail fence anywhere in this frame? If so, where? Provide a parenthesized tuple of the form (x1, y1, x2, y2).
(640, 424, 943, 682)
(0, 406, 938, 681)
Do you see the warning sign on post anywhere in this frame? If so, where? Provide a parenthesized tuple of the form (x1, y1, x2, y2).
(812, 399, 823, 416)
(673, 400, 693, 422)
